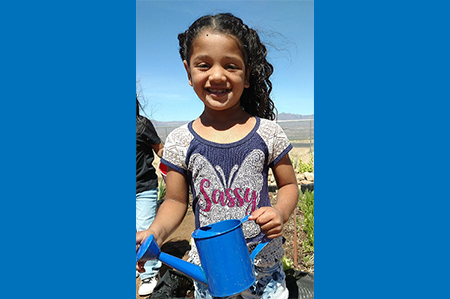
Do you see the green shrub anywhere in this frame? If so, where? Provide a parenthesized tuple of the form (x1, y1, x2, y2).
(158, 178, 166, 201)
(303, 254, 313, 267)
(297, 157, 314, 173)
(282, 255, 294, 270)
(298, 189, 314, 253)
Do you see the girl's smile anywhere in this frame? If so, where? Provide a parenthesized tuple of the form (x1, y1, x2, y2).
(184, 30, 250, 113)
(206, 88, 231, 98)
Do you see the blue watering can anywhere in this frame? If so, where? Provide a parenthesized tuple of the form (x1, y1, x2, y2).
(136, 215, 270, 297)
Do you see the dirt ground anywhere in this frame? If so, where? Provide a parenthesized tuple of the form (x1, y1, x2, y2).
(137, 141, 314, 298)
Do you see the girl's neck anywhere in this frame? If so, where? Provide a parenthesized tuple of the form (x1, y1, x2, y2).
(193, 107, 256, 144)
(200, 107, 250, 129)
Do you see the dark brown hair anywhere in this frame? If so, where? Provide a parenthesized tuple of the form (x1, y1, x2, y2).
(178, 13, 276, 120)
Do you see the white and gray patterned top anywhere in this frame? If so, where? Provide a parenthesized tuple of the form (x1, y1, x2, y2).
(162, 117, 292, 249)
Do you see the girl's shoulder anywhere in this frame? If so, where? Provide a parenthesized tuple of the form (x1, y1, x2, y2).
(165, 121, 194, 146)
(170, 122, 190, 133)
(256, 117, 285, 138)
(257, 118, 292, 166)
(258, 117, 278, 127)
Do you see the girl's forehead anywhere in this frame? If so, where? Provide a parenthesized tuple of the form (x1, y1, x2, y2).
(192, 31, 241, 51)
(196, 30, 232, 40)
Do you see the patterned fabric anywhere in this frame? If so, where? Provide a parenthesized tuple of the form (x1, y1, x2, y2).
(161, 117, 292, 243)
(162, 116, 292, 298)
(192, 257, 288, 299)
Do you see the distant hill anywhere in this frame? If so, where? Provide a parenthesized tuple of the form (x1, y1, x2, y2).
(277, 112, 314, 120)
(152, 120, 189, 127)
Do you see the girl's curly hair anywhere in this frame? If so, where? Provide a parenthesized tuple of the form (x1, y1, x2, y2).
(178, 13, 276, 120)
(136, 94, 156, 136)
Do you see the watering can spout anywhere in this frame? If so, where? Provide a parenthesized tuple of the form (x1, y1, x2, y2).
(136, 235, 208, 285)
(159, 252, 208, 285)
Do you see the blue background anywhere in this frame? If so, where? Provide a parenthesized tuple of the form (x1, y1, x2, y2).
(2, 1, 134, 297)
(2, 0, 448, 298)
(316, 1, 449, 298)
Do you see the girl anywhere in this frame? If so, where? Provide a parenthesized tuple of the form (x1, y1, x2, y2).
(136, 95, 163, 296)
(136, 13, 299, 298)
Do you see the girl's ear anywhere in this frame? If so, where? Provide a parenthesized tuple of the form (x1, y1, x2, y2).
(244, 65, 252, 88)
(183, 60, 193, 86)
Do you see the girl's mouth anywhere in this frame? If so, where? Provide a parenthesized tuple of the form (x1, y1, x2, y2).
(207, 88, 230, 95)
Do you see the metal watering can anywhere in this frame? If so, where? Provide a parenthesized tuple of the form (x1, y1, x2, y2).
(136, 215, 270, 297)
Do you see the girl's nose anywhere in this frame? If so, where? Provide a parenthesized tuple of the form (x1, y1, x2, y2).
(209, 65, 226, 82)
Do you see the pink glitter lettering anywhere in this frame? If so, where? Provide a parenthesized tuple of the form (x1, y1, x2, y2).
(199, 179, 212, 212)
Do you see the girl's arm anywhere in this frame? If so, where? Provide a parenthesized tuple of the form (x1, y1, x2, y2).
(136, 167, 189, 271)
(151, 142, 164, 158)
(249, 154, 299, 239)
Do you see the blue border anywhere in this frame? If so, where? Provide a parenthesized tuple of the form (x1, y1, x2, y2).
(316, 1, 449, 298)
(2, 1, 134, 297)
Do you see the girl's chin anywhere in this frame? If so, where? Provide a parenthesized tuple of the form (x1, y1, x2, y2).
(203, 100, 242, 112)
(204, 95, 229, 104)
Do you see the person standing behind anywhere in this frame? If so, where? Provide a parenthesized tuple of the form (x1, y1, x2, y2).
(136, 96, 163, 296)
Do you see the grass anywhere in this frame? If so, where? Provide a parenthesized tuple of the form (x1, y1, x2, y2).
(292, 156, 314, 173)
(157, 178, 166, 207)
(298, 189, 314, 253)
(282, 188, 315, 271)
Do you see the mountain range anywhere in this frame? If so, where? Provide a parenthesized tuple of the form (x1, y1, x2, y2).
(277, 112, 314, 120)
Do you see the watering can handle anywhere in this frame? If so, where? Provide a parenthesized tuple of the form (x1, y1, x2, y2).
(250, 237, 270, 260)
(240, 215, 271, 261)
(241, 215, 250, 223)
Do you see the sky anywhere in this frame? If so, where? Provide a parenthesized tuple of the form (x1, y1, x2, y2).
(136, 0, 314, 122)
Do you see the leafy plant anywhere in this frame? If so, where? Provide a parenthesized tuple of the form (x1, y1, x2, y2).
(297, 157, 314, 173)
(282, 255, 294, 270)
(303, 254, 312, 267)
(158, 178, 166, 201)
(298, 189, 314, 253)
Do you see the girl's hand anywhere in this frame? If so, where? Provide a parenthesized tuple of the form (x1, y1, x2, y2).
(251, 154, 299, 239)
(249, 207, 284, 239)
(136, 260, 146, 273)
(136, 229, 155, 273)
(136, 230, 153, 251)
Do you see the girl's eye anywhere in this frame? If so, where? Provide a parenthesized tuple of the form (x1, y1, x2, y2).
(226, 65, 239, 70)
(197, 63, 210, 69)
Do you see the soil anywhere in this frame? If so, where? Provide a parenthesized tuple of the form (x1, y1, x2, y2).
(137, 141, 314, 298)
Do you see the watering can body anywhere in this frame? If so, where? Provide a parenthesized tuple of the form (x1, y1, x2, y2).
(136, 216, 269, 297)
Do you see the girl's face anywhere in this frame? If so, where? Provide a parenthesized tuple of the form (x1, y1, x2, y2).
(184, 30, 250, 113)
